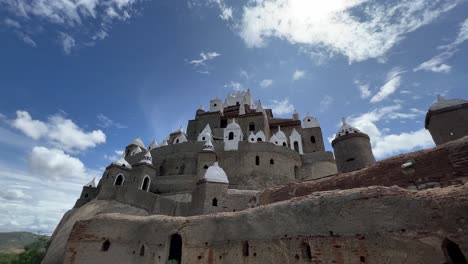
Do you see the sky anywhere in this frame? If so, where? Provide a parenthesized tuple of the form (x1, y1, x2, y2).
(0, 0, 467, 234)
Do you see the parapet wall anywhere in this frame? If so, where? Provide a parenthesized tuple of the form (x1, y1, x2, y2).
(62, 184, 468, 264)
(258, 136, 468, 205)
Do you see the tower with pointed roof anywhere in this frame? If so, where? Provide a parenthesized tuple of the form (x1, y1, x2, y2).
(301, 113, 325, 153)
(332, 118, 375, 173)
(425, 95, 468, 146)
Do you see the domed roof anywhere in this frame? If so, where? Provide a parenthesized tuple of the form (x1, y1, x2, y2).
(129, 138, 145, 148)
(302, 114, 320, 128)
(226, 119, 241, 130)
(335, 118, 362, 138)
(429, 95, 468, 111)
(203, 162, 229, 184)
(112, 154, 132, 169)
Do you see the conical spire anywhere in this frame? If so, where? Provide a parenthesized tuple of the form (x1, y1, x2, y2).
(113, 154, 132, 168)
(140, 150, 152, 165)
(85, 177, 96, 188)
(161, 139, 168, 146)
(148, 139, 158, 150)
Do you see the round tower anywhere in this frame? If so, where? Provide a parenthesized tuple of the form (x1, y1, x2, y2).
(332, 118, 375, 173)
(425, 95, 468, 146)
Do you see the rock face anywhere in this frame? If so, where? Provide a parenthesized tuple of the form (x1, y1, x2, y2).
(57, 184, 468, 264)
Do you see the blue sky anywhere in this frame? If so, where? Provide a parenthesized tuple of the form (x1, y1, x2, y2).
(0, 0, 467, 234)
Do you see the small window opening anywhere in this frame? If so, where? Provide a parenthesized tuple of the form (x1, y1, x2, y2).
(282, 142, 287, 147)
(270, 159, 274, 165)
(311, 136, 316, 143)
(301, 242, 312, 260)
(102, 240, 111, 251)
(251, 138, 254, 141)
(214, 103, 217, 107)
(140, 245, 145, 256)
(255, 156, 260, 166)
(212, 198, 218, 206)
(228, 132, 234, 140)
(115, 175, 124, 186)
(202, 136, 205, 141)
(242, 241, 249, 257)
(360, 256, 366, 262)
(85, 193, 89, 198)
(220, 119, 228, 128)
(346, 158, 355, 162)
(249, 123, 255, 131)
(442, 238, 467, 264)
(176, 139, 179, 143)
(203, 165, 209, 169)
(307, 118, 311, 122)
(257, 138, 262, 142)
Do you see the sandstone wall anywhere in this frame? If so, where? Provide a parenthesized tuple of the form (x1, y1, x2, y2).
(259, 136, 468, 205)
(62, 184, 468, 264)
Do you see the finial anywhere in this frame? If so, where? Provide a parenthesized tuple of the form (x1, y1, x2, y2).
(342, 117, 347, 125)
(278, 125, 281, 131)
(232, 118, 236, 124)
(437, 94, 445, 101)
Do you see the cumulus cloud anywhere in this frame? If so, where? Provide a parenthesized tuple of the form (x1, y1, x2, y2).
(187, 51, 221, 74)
(0, 0, 142, 51)
(414, 18, 468, 73)
(354, 80, 371, 99)
(292, 70, 305, 81)
(224, 81, 246, 92)
(30, 146, 87, 180)
(12, 110, 106, 152)
(266, 98, 295, 116)
(370, 68, 403, 103)
(344, 104, 433, 158)
(259, 79, 273, 88)
(238, 0, 459, 63)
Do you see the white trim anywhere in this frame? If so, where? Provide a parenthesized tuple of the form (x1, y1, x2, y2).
(114, 174, 125, 186)
(140, 175, 151, 192)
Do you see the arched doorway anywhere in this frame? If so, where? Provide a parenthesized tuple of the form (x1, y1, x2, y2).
(114, 174, 124, 186)
(442, 238, 467, 264)
(168, 234, 182, 263)
(228, 132, 234, 140)
(293, 141, 299, 152)
(141, 176, 150, 191)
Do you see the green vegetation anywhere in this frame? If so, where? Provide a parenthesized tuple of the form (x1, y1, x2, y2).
(0, 233, 49, 264)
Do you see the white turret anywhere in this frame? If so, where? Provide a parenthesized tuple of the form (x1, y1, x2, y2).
(85, 177, 96, 188)
(248, 132, 256, 143)
(239, 102, 246, 115)
(161, 139, 169, 146)
(202, 136, 214, 151)
(139, 150, 152, 165)
(256, 100, 264, 112)
(224, 119, 243, 151)
(210, 97, 223, 112)
(289, 128, 304, 154)
(203, 162, 229, 184)
(148, 140, 158, 150)
(129, 138, 145, 148)
(198, 124, 213, 142)
(302, 113, 320, 128)
(335, 117, 362, 138)
(275, 126, 288, 147)
(112, 154, 132, 168)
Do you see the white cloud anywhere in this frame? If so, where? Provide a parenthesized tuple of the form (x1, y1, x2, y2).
(224, 81, 246, 92)
(292, 70, 305, 81)
(319, 95, 334, 112)
(239, 0, 459, 63)
(0, 0, 142, 50)
(266, 98, 295, 116)
(97, 113, 127, 128)
(240, 69, 251, 80)
(30, 146, 86, 180)
(211, 0, 232, 21)
(59, 32, 76, 54)
(259, 79, 273, 88)
(414, 18, 468, 73)
(354, 80, 371, 99)
(189, 51, 221, 66)
(343, 105, 433, 159)
(12, 110, 106, 152)
(370, 68, 403, 103)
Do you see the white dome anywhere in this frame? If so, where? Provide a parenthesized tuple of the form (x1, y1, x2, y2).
(226, 119, 241, 130)
(204, 162, 229, 184)
(112, 155, 132, 169)
(335, 118, 362, 138)
(129, 138, 145, 148)
(429, 95, 468, 111)
(302, 115, 320, 128)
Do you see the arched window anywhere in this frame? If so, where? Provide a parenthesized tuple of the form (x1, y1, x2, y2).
(176, 139, 180, 143)
(202, 136, 205, 141)
(294, 166, 299, 180)
(203, 164, 209, 169)
(102, 240, 111, 251)
(139, 245, 145, 256)
(294, 141, 299, 152)
(228, 132, 234, 140)
(168, 234, 183, 263)
(141, 176, 150, 191)
(311, 136, 316, 143)
(249, 122, 255, 131)
(282, 142, 287, 147)
(212, 198, 218, 206)
(442, 238, 467, 264)
(270, 159, 274, 165)
(114, 174, 124, 186)
(257, 138, 262, 142)
(255, 156, 260, 166)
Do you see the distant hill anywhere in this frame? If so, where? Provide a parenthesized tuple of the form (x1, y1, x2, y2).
(0, 232, 49, 254)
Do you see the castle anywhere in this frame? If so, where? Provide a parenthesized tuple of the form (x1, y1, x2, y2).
(43, 92, 468, 264)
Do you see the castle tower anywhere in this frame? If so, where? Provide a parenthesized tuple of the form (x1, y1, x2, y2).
(196, 137, 217, 179)
(191, 162, 229, 215)
(332, 118, 375, 173)
(74, 177, 99, 208)
(209, 98, 223, 112)
(425, 95, 468, 145)
(224, 119, 243, 151)
(301, 114, 325, 153)
(124, 138, 145, 157)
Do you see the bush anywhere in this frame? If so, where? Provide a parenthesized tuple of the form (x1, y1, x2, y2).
(2, 236, 49, 264)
